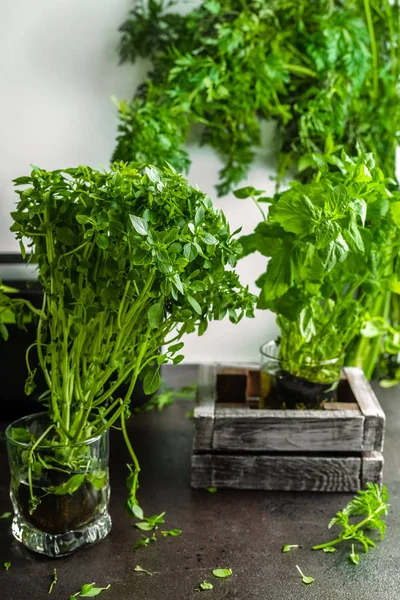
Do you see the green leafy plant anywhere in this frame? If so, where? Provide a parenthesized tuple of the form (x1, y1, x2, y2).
(10, 162, 254, 518)
(114, 0, 400, 196)
(239, 151, 400, 383)
(313, 483, 389, 556)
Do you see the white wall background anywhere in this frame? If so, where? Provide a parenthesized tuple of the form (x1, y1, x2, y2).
(0, 0, 278, 362)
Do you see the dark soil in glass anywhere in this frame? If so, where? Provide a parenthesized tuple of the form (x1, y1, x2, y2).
(13, 481, 105, 534)
(266, 369, 338, 409)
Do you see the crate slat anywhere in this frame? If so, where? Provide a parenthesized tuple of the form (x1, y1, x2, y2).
(193, 364, 217, 450)
(344, 367, 385, 452)
(212, 410, 364, 452)
(191, 454, 362, 492)
(361, 451, 384, 488)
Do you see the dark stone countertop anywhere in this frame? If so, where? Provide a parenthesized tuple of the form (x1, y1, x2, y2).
(0, 365, 399, 600)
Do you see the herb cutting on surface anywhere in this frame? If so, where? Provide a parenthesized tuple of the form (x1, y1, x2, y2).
(161, 529, 182, 537)
(196, 581, 214, 591)
(0, 512, 12, 519)
(313, 483, 389, 558)
(70, 583, 111, 598)
(3, 562, 11, 571)
(48, 568, 57, 594)
(134, 533, 157, 550)
(282, 544, 299, 553)
(134, 565, 153, 575)
(296, 565, 314, 585)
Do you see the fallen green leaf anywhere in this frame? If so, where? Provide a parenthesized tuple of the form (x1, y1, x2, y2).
(4, 562, 11, 571)
(296, 565, 314, 585)
(349, 544, 360, 565)
(134, 533, 157, 550)
(196, 581, 213, 591)
(161, 529, 182, 537)
(206, 487, 217, 494)
(282, 544, 299, 553)
(0, 512, 12, 519)
(212, 568, 232, 578)
(134, 565, 152, 576)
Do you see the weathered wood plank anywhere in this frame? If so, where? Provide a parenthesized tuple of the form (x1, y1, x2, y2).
(344, 367, 385, 452)
(361, 451, 384, 488)
(191, 454, 361, 492)
(193, 364, 217, 450)
(212, 410, 364, 452)
(323, 402, 359, 411)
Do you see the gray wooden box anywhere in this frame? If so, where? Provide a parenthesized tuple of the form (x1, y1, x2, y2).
(191, 364, 385, 492)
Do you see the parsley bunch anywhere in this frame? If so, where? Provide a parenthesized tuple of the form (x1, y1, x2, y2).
(313, 483, 389, 556)
(113, 0, 400, 195)
(10, 162, 255, 513)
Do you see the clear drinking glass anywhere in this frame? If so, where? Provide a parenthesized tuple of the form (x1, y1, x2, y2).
(6, 413, 111, 557)
(260, 341, 343, 408)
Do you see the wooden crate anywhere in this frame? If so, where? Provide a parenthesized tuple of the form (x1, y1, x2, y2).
(191, 365, 385, 492)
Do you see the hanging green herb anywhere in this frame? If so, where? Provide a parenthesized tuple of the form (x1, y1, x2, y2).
(114, 0, 400, 195)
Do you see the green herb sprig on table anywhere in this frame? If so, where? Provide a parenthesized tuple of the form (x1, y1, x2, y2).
(11, 163, 255, 518)
(114, 0, 400, 195)
(70, 583, 110, 598)
(313, 483, 389, 558)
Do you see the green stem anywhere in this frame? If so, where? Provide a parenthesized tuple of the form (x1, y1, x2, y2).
(313, 506, 387, 550)
(27, 424, 54, 503)
(283, 63, 317, 78)
(252, 196, 267, 221)
(364, 0, 379, 96)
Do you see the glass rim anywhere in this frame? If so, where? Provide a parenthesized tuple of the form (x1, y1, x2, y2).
(259, 340, 343, 367)
(5, 411, 106, 449)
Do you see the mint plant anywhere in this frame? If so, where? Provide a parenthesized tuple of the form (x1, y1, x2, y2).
(10, 162, 255, 516)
